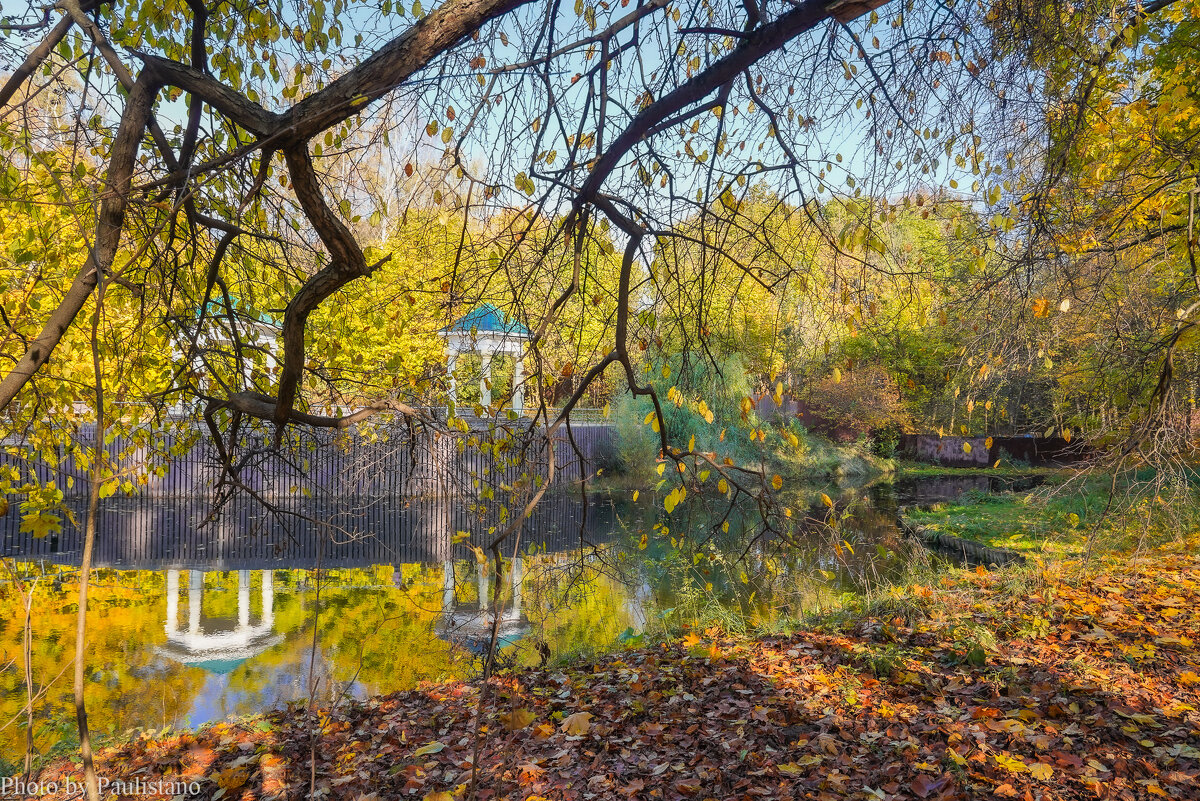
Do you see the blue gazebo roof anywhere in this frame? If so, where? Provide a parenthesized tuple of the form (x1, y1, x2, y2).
(443, 304, 531, 338)
(196, 296, 280, 327)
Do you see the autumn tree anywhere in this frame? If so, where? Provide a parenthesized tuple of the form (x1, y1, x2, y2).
(16, 0, 1200, 789)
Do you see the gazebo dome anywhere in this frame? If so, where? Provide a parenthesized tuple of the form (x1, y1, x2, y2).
(443, 303, 530, 337)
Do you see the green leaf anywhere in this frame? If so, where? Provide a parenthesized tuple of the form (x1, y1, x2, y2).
(412, 741, 446, 757)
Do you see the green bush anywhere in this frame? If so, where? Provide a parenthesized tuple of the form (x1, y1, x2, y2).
(611, 355, 805, 475)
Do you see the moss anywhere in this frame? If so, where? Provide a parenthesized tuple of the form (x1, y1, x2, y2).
(902, 474, 1200, 559)
(893, 460, 1060, 478)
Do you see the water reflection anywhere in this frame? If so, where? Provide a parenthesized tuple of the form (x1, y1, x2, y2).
(160, 570, 280, 673)
(0, 475, 1014, 766)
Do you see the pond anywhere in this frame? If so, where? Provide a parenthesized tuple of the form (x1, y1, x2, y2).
(0, 474, 1031, 767)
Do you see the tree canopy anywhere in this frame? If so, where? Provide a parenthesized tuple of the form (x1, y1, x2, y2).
(2, 0, 1200, 508)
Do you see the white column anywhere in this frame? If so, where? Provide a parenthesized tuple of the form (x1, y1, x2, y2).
(238, 570, 251, 630)
(188, 570, 203, 635)
(165, 569, 179, 635)
(261, 570, 274, 627)
(446, 342, 458, 408)
(480, 342, 493, 407)
(512, 347, 525, 416)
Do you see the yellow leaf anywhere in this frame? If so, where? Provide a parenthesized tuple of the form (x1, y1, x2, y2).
(1028, 762, 1053, 781)
(820, 493, 834, 508)
(214, 766, 250, 791)
(656, 463, 665, 476)
(632, 490, 639, 502)
(776, 762, 804, 777)
(499, 707, 536, 730)
(718, 478, 728, 494)
(984, 437, 993, 450)
(561, 711, 592, 736)
(993, 753, 1028, 773)
(962, 442, 972, 454)
(423, 793, 454, 801)
(638, 533, 648, 550)
(832, 367, 842, 384)
(771, 474, 783, 490)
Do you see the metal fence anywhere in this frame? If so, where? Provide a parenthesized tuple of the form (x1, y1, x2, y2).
(0, 417, 616, 501)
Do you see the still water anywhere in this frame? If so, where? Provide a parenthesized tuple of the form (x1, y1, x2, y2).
(0, 475, 1021, 765)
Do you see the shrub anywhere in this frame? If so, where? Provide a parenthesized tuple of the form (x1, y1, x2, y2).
(801, 365, 912, 443)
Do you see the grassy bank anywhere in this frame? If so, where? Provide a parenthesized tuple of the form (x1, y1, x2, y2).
(901, 474, 1200, 560)
(893, 459, 1060, 478)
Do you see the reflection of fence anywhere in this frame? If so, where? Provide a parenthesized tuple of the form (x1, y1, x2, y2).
(0, 491, 620, 570)
(898, 435, 1088, 467)
(0, 420, 616, 500)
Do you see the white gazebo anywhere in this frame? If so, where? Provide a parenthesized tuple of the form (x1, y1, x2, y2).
(441, 304, 531, 414)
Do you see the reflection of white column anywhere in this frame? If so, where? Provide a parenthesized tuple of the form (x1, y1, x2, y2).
(477, 563, 489, 611)
(189, 570, 203, 635)
(512, 351, 524, 415)
(508, 556, 523, 621)
(262, 570, 274, 627)
(165, 569, 179, 635)
(238, 570, 250, 630)
(443, 562, 455, 612)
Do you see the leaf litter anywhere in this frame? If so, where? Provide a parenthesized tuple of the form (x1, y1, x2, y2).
(34, 551, 1200, 800)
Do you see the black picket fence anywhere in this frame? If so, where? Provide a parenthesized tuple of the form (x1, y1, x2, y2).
(1, 416, 616, 501)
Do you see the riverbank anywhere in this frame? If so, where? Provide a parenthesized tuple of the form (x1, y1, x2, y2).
(899, 474, 1171, 559)
(892, 460, 1061, 479)
(32, 535, 1200, 800)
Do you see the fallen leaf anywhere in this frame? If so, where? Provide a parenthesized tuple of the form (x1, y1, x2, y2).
(561, 711, 592, 736)
(499, 707, 536, 730)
